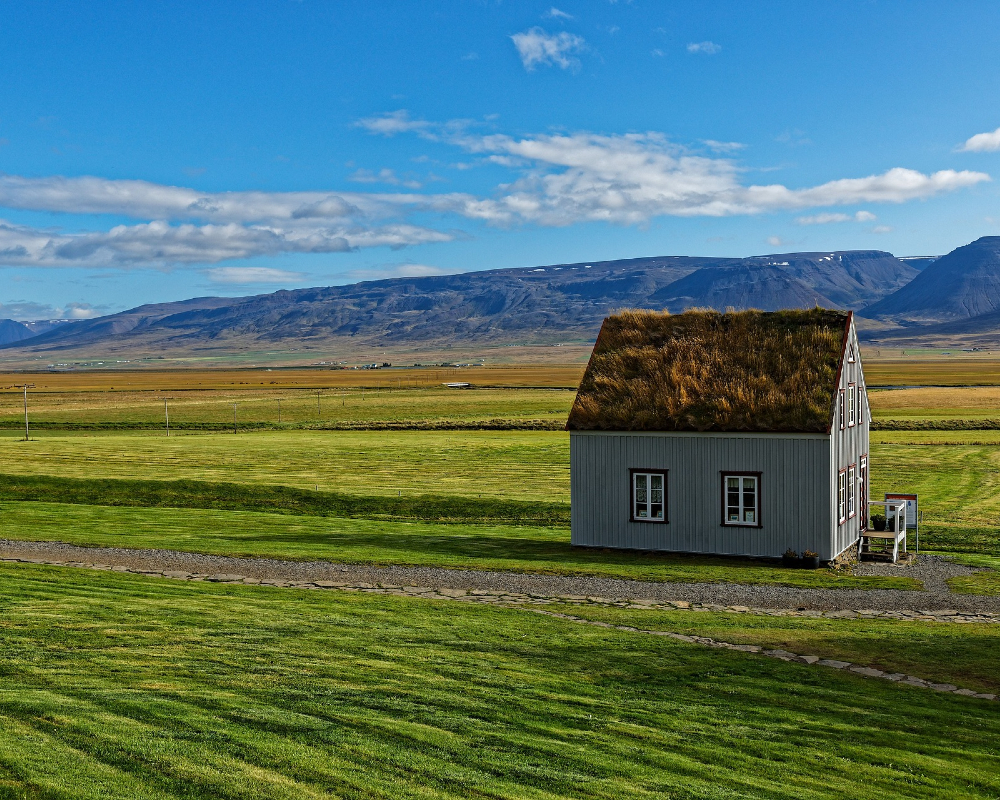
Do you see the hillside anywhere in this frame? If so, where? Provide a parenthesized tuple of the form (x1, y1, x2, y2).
(0, 250, 916, 362)
(0, 319, 34, 346)
(863, 237, 1000, 322)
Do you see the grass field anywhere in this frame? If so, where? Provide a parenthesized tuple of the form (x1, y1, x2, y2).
(0, 501, 917, 590)
(546, 603, 1000, 694)
(3, 428, 999, 556)
(1, 562, 998, 800)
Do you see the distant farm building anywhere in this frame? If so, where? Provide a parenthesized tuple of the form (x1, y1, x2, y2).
(567, 308, 869, 562)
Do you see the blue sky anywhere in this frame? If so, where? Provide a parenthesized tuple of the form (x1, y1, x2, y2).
(1, 0, 999, 320)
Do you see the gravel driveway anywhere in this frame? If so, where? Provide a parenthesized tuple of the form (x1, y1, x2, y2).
(2, 538, 996, 614)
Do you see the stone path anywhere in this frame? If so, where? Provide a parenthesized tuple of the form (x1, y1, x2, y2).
(2, 540, 997, 703)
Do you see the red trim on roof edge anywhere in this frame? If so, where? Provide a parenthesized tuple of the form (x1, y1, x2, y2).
(826, 310, 853, 435)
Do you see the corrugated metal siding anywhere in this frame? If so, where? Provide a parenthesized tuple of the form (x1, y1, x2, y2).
(832, 320, 871, 556)
(570, 431, 833, 559)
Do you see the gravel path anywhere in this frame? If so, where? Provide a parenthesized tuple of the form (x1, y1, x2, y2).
(2, 538, 996, 615)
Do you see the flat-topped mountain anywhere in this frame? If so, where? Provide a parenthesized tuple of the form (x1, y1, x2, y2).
(0, 250, 917, 359)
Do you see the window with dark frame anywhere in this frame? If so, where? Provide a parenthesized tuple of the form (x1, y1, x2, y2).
(722, 473, 760, 526)
(848, 342, 856, 363)
(839, 389, 846, 430)
(630, 470, 667, 522)
(858, 387, 865, 426)
(848, 464, 856, 518)
(848, 384, 856, 427)
(838, 469, 847, 523)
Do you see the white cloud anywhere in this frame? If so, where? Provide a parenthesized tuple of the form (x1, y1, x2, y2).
(796, 210, 877, 225)
(871, 225, 894, 234)
(205, 267, 305, 285)
(767, 236, 786, 247)
(960, 127, 1000, 153)
(702, 140, 745, 153)
(0, 300, 104, 320)
(64, 302, 102, 319)
(687, 41, 721, 54)
(348, 168, 422, 189)
(0, 216, 453, 268)
(510, 27, 586, 71)
(441, 132, 990, 225)
(346, 263, 467, 281)
(544, 7, 573, 19)
(353, 110, 433, 137)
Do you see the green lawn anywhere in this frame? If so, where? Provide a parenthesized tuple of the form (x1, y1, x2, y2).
(0, 562, 998, 799)
(0, 501, 918, 590)
(544, 604, 1000, 694)
(0, 429, 569, 501)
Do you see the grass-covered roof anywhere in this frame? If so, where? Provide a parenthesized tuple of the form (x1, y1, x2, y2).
(567, 308, 850, 433)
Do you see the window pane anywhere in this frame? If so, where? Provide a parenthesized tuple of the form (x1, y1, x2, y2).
(635, 474, 647, 489)
(728, 491, 739, 507)
(743, 490, 755, 509)
(744, 510, 755, 523)
(744, 477, 756, 491)
(651, 504, 663, 519)
(635, 504, 647, 518)
(728, 477, 739, 490)
(636, 489, 647, 503)
(651, 475, 662, 490)
(651, 489, 663, 503)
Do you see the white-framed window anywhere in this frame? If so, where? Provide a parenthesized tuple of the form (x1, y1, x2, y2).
(722, 473, 760, 527)
(848, 384, 857, 427)
(848, 464, 856, 518)
(839, 389, 846, 430)
(848, 342, 856, 363)
(838, 469, 847, 524)
(631, 470, 667, 522)
(858, 387, 865, 426)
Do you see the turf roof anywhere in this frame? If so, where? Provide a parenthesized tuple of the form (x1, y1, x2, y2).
(567, 308, 850, 433)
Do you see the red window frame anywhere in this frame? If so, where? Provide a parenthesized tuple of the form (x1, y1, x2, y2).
(847, 463, 856, 518)
(837, 468, 847, 524)
(839, 389, 846, 430)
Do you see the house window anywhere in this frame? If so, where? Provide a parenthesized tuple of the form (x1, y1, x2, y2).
(722, 473, 761, 527)
(848, 384, 856, 427)
(848, 464, 856, 518)
(838, 469, 847, 523)
(858, 387, 865, 426)
(630, 470, 667, 522)
(848, 342, 856, 363)
(839, 389, 846, 430)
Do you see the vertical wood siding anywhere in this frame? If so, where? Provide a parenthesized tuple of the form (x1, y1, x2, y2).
(832, 320, 871, 556)
(570, 431, 833, 559)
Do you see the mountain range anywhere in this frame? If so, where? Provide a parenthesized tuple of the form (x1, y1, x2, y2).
(3, 236, 1000, 362)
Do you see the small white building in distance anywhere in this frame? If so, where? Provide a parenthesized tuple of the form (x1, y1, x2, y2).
(566, 308, 870, 562)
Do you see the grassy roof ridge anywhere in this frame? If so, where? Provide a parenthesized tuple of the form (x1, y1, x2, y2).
(567, 307, 849, 433)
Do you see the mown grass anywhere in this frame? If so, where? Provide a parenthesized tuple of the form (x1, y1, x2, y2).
(0, 430, 569, 501)
(543, 604, 1000, 694)
(4, 429, 1000, 556)
(871, 432, 1000, 555)
(0, 501, 918, 589)
(0, 562, 998, 799)
(869, 386, 1000, 421)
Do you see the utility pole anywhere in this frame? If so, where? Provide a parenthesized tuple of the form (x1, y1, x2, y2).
(16, 384, 35, 441)
(164, 399, 170, 437)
